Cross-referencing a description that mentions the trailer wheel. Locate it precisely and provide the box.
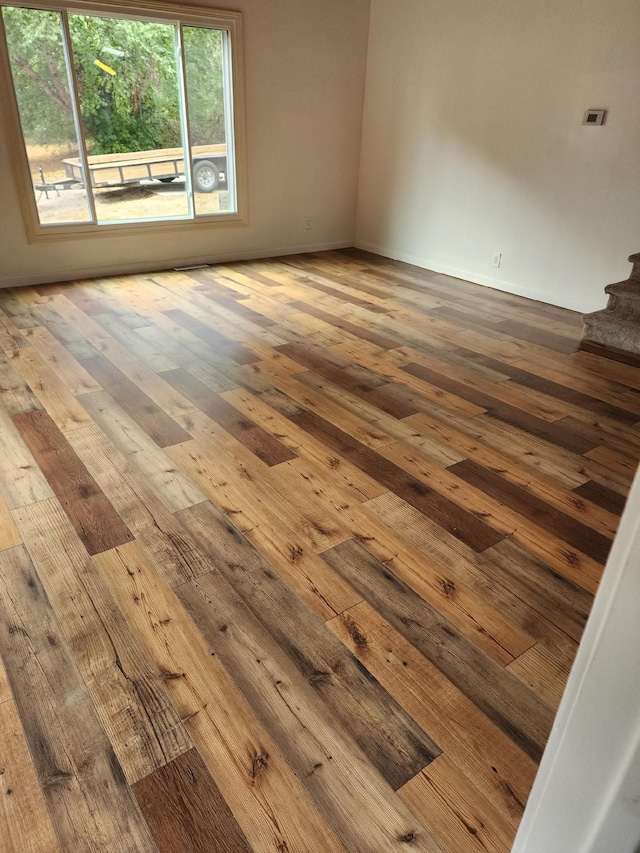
[193,160,219,193]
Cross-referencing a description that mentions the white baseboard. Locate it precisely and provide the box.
[355,240,602,314]
[0,240,353,289]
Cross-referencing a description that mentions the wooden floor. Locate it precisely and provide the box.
[0,249,637,852]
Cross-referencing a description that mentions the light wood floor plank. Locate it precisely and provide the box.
[0,406,55,510]
[66,424,211,587]
[0,490,21,552]
[8,346,93,432]
[77,391,206,512]
[23,325,102,396]
[13,498,193,783]
[399,754,514,853]
[0,699,61,853]
[0,546,157,851]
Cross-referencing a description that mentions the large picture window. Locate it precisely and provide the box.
[0,0,245,238]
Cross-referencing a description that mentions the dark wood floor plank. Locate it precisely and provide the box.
[335,261,468,303]
[63,287,110,316]
[160,368,297,466]
[0,292,40,330]
[290,409,505,552]
[455,349,640,425]
[322,539,555,762]
[449,458,613,565]
[304,267,395,301]
[135,323,240,394]
[198,290,277,327]
[328,600,535,836]
[79,353,191,448]
[286,269,391,314]
[361,382,424,418]
[226,262,283,288]
[573,479,628,516]
[91,313,180,373]
[364,490,593,647]
[366,380,482,420]
[88,282,156,329]
[296,368,479,453]
[11,409,133,555]
[165,308,260,365]
[395,348,572,418]
[0,545,157,851]
[133,749,251,853]
[32,304,102,361]
[432,306,579,354]
[401,362,599,454]
[275,340,389,390]
[579,338,640,368]
[184,268,249,299]
[400,411,618,539]
[494,319,579,354]
[558,413,640,461]
[498,320,580,354]
[176,499,440,791]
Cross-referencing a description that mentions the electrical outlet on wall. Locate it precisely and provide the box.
[305,216,313,230]
[493,252,502,268]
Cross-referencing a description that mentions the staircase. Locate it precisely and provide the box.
[582,252,640,356]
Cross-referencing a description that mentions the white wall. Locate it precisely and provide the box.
[513,461,640,853]
[356,0,640,313]
[0,0,370,288]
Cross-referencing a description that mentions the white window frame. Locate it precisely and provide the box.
[0,0,247,242]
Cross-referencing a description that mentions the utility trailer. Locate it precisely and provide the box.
[51,144,227,194]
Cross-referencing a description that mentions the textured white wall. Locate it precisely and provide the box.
[0,0,371,287]
[356,0,640,312]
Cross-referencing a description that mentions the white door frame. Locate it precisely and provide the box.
[512,463,640,852]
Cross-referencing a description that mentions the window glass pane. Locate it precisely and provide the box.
[183,26,233,215]
[68,13,189,223]
[2,6,92,224]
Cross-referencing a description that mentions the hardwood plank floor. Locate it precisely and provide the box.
[0,249,638,851]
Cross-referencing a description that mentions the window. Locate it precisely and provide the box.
[0,0,245,239]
